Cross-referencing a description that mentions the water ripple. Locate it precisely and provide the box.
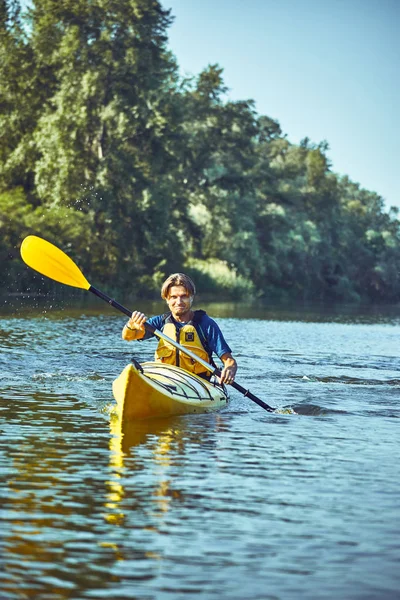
[1,310,399,599]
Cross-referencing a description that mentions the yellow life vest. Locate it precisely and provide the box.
[154,312,211,376]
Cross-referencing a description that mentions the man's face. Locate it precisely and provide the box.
[166,285,193,318]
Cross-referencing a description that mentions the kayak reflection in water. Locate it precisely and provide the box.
[121,273,237,385]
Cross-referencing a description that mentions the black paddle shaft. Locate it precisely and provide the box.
[89,286,157,334]
[231,381,275,412]
[89,285,276,413]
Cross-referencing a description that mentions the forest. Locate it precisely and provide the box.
[1,0,400,303]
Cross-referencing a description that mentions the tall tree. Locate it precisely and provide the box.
[0,0,44,196]
[1,1,399,303]
[30,0,184,286]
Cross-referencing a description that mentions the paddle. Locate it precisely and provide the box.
[20,235,276,413]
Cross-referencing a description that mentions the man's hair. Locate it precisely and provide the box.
[161,273,196,300]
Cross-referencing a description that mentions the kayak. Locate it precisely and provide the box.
[112,361,229,421]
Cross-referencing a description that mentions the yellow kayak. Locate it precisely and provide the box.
[112,361,229,421]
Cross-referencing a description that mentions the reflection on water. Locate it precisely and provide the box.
[105,414,189,528]
[106,415,126,527]
[1,302,399,599]
[106,413,225,526]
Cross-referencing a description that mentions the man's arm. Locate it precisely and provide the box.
[219,352,237,385]
[203,316,237,384]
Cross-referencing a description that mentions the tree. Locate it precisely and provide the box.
[1,1,400,303]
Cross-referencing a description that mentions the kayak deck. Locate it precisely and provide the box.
[112,361,229,421]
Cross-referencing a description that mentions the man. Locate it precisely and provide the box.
[122,273,237,385]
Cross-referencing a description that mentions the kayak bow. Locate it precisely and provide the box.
[113,361,229,420]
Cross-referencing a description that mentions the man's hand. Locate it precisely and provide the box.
[122,311,147,340]
[219,353,237,385]
[127,311,147,331]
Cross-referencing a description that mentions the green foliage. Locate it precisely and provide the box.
[1,0,399,304]
[185,257,255,299]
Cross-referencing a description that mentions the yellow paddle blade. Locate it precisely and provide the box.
[20,235,91,290]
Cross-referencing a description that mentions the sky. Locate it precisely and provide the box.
[163,0,399,211]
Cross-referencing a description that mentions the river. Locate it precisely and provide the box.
[1,299,399,599]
